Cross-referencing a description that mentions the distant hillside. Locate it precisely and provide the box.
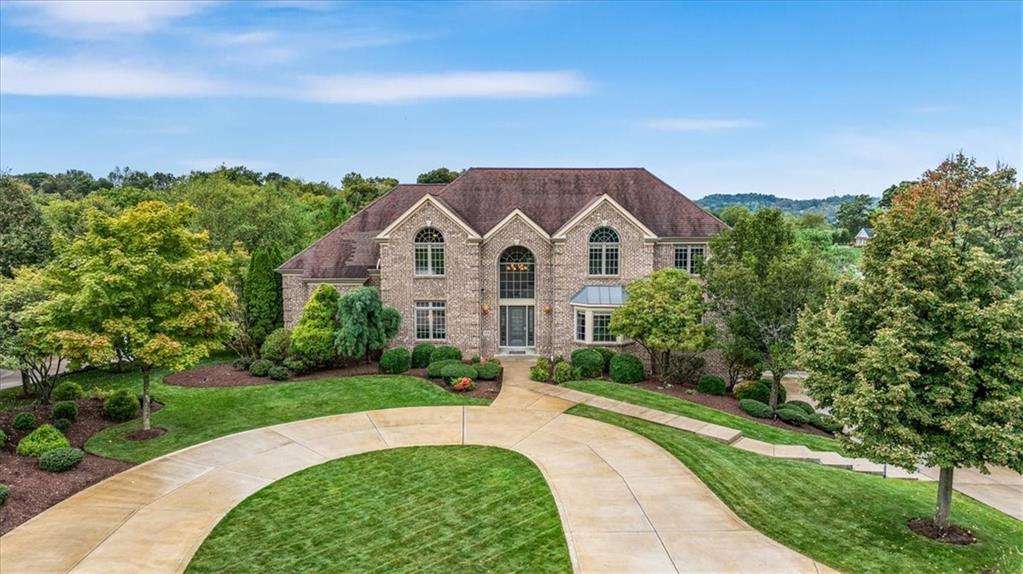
[697,193,867,221]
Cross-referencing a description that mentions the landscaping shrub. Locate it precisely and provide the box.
[87,387,113,401]
[103,389,138,422]
[52,400,78,422]
[291,284,340,367]
[734,379,786,404]
[411,343,435,368]
[268,366,291,381]
[427,359,462,378]
[470,355,481,364]
[282,357,307,375]
[52,381,84,401]
[739,399,773,418]
[529,357,551,382]
[571,349,604,378]
[16,424,70,457]
[260,328,292,363]
[553,361,580,385]
[54,418,72,433]
[609,353,645,384]
[593,347,616,373]
[783,400,815,415]
[669,353,706,385]
[430,345,462,363]
[452,377,476,392]
[379,348,412,374]
[0,484,8,505]
[696,375,727,396]
[776,407,810,426]
[232,357,254,371]
[249,359,273,377]
[809,413,841,434]
[39,447,84,472]
[0,429,6,448]
[12,412,37,431]
[474,361,502,380]
[440,363,478,383]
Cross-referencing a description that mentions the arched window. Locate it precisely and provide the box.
[499,246,535,299]
[414,227,444,276]
[588,227,619,275]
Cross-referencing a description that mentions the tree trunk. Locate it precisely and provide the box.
[19,369,30,397]
[935,467,954,532]
[769,370,783,411]
[141,367,152,431]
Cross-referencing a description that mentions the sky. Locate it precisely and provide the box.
[0,0,1019,199]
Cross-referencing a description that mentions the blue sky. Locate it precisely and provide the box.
[0,1,1019,199]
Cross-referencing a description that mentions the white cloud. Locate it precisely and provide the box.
[7,1,215,36]
[297,70,590,103]
[0,55,225,98]
[640,118,763,132]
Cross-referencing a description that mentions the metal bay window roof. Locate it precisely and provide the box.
[570,285,627,306]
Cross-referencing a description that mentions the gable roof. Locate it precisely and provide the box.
[856,227,875,239]
[279,168,725,279]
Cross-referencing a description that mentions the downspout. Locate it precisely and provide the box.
[549,242,556,360]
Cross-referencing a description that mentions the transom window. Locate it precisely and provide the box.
[414,301,446,340]
[673,244,706,275]
[588,227,620,275]
[499,246,535,299]
[414,228,445,276]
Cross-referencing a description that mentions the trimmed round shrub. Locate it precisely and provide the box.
[232,356,254,371]
[474,361,502,380]
[54,418,72,433]
[809,413,840,434]
[552,361,579,385]
[282,357,307,375]
[427,359,462,378]
[103,390,139,422]
[440,363,478,383]
[609,353,645,384]
[0,429,6,448]
[571,349,604,379]
[411,343,436,368]
[260,328,292,363]
[52,400,78,422]
[380,348,412,374]
[249,359,273,377]
[430,345,462,363]
[0,484,8,505]
[696,375,727,396]
[739,399,773,419]
[529,357,551,382]
[734,379,786,405]
[52,381,84,401]
[39,447,84,473]
[470,355,481,364]
[268,366,291,381]
[783,400,815,415]
[12,412,37,431]
[16,424,70,457]
[776,407,810,426]
[593,347,616,373]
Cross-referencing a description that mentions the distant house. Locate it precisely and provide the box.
[854,227,875,247]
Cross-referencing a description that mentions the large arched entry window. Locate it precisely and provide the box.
[498,246,535,349]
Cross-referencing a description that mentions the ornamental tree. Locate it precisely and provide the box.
[334,287,400,363]
[609,268,708,378]
[0,177,53,277]
[795,155,1023,532]
[47,201,235,430]
[244,246,284,349]
[290,284,341,367]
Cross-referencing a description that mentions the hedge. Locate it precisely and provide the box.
[739,399,773,418]
[609,353,645,384]
[474,361,502,380]
[430,346,462,363]
[52,381,84,401]
[39,447,84,472]
[734,379,786,404]
[268,366,291,381]
[696,375,727,396]
[809,413,840,434]
[249,359,273,377]
[783,400,815,415]
[776,407,810,426]
[427,359,463,378]
[571,349,604,379]
[380,348,412,374]
[440,363,478,383]
[593,347,616,373]
[411,343,436,368]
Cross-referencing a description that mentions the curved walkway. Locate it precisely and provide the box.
[1,362,832,574]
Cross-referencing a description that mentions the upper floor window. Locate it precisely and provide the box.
[588,227,620,275]
[673,244,706,275]
[414,227,445,276]
[499,246,535,299]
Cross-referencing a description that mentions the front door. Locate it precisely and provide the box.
[500,305,534,349]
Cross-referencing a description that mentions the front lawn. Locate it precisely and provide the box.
[186,446,572,574]
[565,379,842,452]
[569,404,1023,574]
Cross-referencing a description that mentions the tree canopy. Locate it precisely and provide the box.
[0,176,53,277]
[835,194,874,236]
[334,287,400,362]
[416,167,462,184]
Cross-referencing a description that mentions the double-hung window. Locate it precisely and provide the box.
[414,228,445,276]
[673,244,706,275]
[588,227,620,275]
[575,311,586,342]
[414,301,446,340]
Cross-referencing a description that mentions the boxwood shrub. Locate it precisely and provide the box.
[738,399,773,419]
[268,366,291,381]
[282,357,307,375]
[0,484,8,505]
[430,345,462,363]
[52,381,85,401]
[734,379,786,404]
[609,353,645,384]
[696,375,727,396]
[809,413,840,434]
[232,356,254,371]
[571,349,604,379]
[426,359,461,378]
[529,358,551,382]
[260,328,292,364]
[54,418,72,433]
[411,343,436,368]
[249,359,273,377]
[776,407,810,426]
[552,361,580,385]
[52,400,78,422]
[440,363,477,383]
[380,348,412,374]
[39,447,84,473]
[474,361,502,380]
[103,389,139,422]
[12,412,37,431]
[16,424,70,457]
[593,347,616,373]
[783,400,815,415]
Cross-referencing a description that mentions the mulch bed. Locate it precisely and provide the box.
[907,518,976,545]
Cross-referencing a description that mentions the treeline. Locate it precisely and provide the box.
[697,192,873,222]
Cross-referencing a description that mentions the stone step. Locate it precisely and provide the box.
[849,458,885,475]
[733,437,776,457]
[814,451,854,469]
[773,444,821,463]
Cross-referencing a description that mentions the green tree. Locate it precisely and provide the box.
[341,172,398,212]
[704,209,833,410]
[416,167,462,184]
[835,194,874,237]
[717,204,751,227]
[878,180,916,209]
[796,155,1023,532]
[290,284,341,367]
[334,288,401,363]
[609,268,708,377]
[47,201,235,430]
[244,247,284,349]
[0,177,53,276]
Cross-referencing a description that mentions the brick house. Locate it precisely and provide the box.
[278,168,726,363]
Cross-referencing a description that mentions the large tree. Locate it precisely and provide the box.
[334,288,400,363]
[48,201,235,430]
[244,246,284,349]
[795,155,1023,533]
[0,177,53,276]
[835,194,874,237]
[610,268,708,378]
[704,208,833,410]
[416,167,462,184]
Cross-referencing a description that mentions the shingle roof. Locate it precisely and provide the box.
[279,168,725,279]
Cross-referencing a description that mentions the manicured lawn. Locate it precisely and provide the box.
[186,446,572,574]
[565,379,842,452]
[569,404,1023,574]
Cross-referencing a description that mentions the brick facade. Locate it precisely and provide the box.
[282,274,365,327]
